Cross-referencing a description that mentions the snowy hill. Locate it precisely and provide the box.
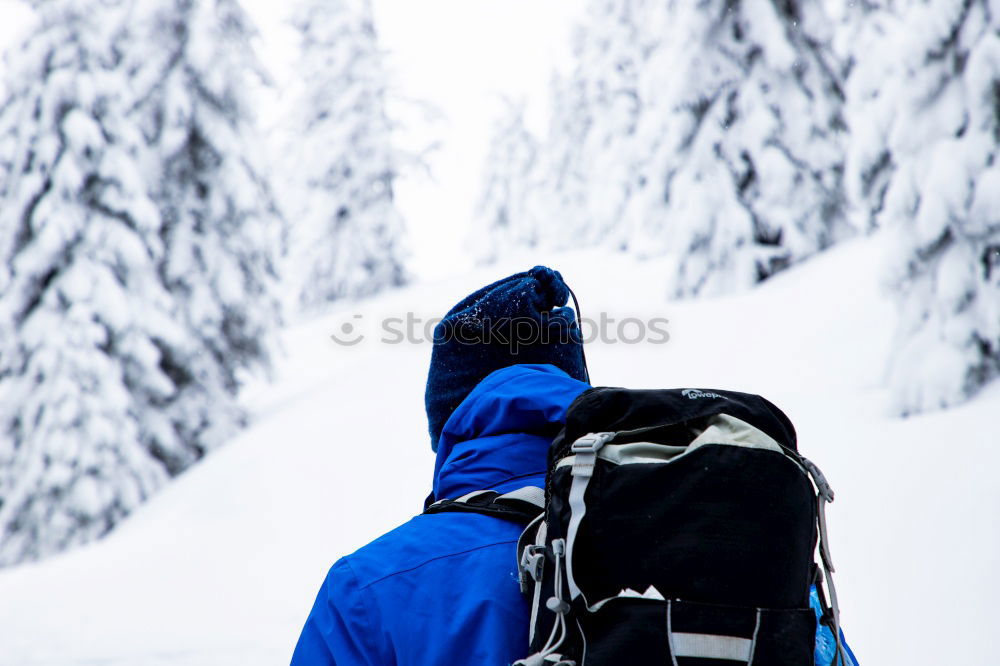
[0,234,997,666]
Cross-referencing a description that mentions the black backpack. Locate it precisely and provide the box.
[425,386,847,666]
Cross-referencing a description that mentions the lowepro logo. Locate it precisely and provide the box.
[681,389,726,400]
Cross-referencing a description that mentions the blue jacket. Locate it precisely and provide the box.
[291,364,857,666]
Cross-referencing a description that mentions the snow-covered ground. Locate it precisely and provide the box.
[1,234,998,665]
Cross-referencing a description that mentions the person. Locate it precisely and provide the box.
[291,266,591,665]
[290,265,858,666]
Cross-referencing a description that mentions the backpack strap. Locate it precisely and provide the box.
[800,457,848,666]
[423,486,545,525]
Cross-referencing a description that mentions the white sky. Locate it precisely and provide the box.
[369,1,580,280]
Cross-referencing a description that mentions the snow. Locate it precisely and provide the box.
[0,234,997,665]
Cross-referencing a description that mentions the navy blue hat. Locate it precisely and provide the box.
[425,266,588,450]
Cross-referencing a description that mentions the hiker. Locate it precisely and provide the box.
[289,265,857,665]
[291,266,591,665]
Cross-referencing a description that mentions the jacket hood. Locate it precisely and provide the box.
[432,363,591,501]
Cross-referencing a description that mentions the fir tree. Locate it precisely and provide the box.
[0,0,177,564]
[0,0,283,566]
[845,0,1000,413]
[619,0,850,295]
[125,0,282,457]
[283,0,407,312]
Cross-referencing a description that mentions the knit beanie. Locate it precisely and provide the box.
[424,266,588,450]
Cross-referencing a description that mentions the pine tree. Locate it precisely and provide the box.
[845,0,1000,413]
[283,0,407,312]
[0,0,179,564]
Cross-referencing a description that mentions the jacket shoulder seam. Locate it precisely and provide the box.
[341,558,394,662]
[358,539,519,589]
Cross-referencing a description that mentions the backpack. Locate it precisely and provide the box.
[425,386,848,666]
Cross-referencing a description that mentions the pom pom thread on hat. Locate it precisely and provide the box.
[424,266,589,451]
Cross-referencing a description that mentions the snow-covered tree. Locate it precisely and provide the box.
[128,0,282,377]
[282,0,407,312]
[470,100,541,262]
[482,0,851,296]
[550,0,647,249]
[845,0,1000,413]
[0,0,283,566]
[627,0,850,296]
[122,0,282,450]
[0,0,180,565]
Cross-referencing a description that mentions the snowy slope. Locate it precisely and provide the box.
[1,235,998,665]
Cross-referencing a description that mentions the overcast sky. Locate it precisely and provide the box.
[371,1,580,280]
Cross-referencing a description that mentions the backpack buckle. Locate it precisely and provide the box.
[519,545,547,592]
[801,457,836,503]
[570,431,615,453]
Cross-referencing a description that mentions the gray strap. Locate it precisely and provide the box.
[803,457,848,666]
[803,456,836,574]
[673,633,752,661]
[497,485,545,510]
[426,489,493,510]
[563,432,615,603]
[822,562,845,665]
[747,607,762,665]
[667,600,761,665]
[666,600,680,666]
[526,520,547,643]
[454,489,493,504]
